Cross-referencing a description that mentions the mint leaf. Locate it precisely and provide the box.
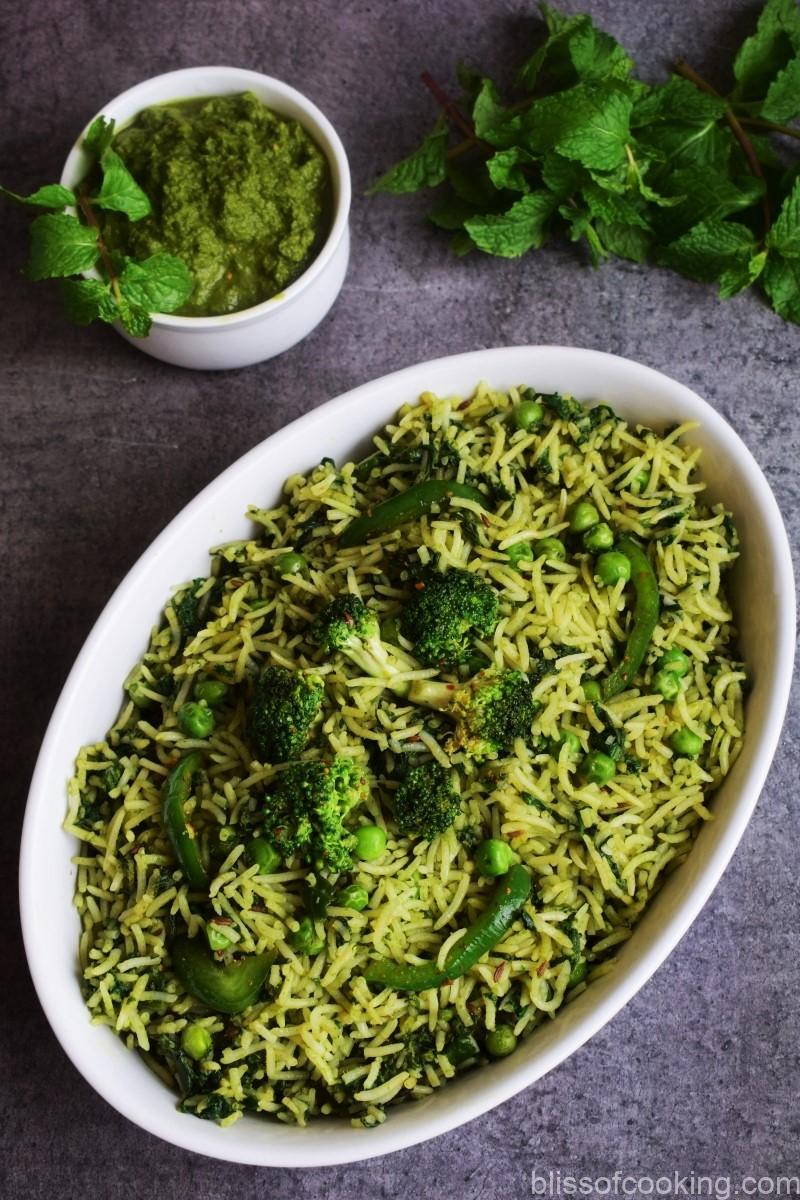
[26,213,100,279]
[518,4,632,90]
[559,201,607,265]
[557,13,633,83]
[760,52,800,121]
[718,249,767,299]
[60,278,118,325]
[446,159,504,208]
[733,0,800,101]
[116,298,153,338]
[368,120,448,194]
[450,230,474,257]
[118,252,194,313]
[658,219,758,287]
[1,183,75,209]
[525,82,633,171]
[652,169,765,240]
[556,86,633,171]
[540,152,585,198]
[632,79,732,174]
[486,147,536,193]
[762,251,800,319]
[456,61,483,100]
[594,221,650,263]
[744,130,780,167]
[632,78,727,127]
[640,119,732,174]
[367,1,800,329]
[517,6,584,90]
[84,116,116,159]
[620,146,682,206]
[766,177,800,256]
[428,195,478,230]
[464,191,556,256]
[582,181,650,230]
[95,149,151,221]
[472,79,523,148]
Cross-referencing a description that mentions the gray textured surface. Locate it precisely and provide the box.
[1,0,798,1194]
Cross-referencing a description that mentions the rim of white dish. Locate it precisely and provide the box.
[59,65,351,329]
[20,347,796,1166]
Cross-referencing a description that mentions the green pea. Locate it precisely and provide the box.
[354,824,387,862]
[194,679,229,708]
[290,916,325,955]
[534,537,566,561]
[630,467,650,494]
[338,883,369,911]
[657,648,691,677]
[557,729,581,756]
[181,1023,213,1062]
[583,522,614,552]
[475,838,518,877]
[274,551,307,577]
[653,669,681,701]
[582,751,616,785]
[595,550,631,586]
[582,679,602,703]
[507,541,534,568]
[485,1026,517,1058]
[513,399,544,431]
[568,500,599,533]
[670,728,703,758]
[177,700,215,738]
[247,837,282,874]
[447,1031,481,1065]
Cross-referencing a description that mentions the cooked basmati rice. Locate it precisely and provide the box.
[66,381,745,1129]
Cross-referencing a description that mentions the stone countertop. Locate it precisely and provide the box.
[1,1,798,1195]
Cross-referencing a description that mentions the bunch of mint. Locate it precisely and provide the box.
[2,116,192,337]
[370,0,800,324]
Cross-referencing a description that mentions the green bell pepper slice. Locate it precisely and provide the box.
[340,479,487,548]
[171,936,271,1014]
[162,751,208,890]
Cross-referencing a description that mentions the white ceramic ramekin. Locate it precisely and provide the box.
[60,67,351,370]
[20,348,795,1166]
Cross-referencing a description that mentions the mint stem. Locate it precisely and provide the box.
[420,72,492,152]
[738,114,800,141]
[76,185,122,302]
[446,136,477,161]
[672,59,770,233]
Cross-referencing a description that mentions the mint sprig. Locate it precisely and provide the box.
[2,115,192,337]
[370,0,800,325]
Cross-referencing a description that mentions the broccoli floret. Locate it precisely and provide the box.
[246,666,324,763]
[311,594,407,688]
[399,568,499,669]
[264,756,368,871]
[393,760,460,838]
[409,667,535,761]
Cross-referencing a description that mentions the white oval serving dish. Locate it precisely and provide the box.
[59,66,351,370]
[20,346,795,1166]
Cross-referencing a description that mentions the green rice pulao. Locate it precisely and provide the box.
[66,381,746,1129]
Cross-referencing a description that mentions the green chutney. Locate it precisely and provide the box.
[101,92,331,317]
